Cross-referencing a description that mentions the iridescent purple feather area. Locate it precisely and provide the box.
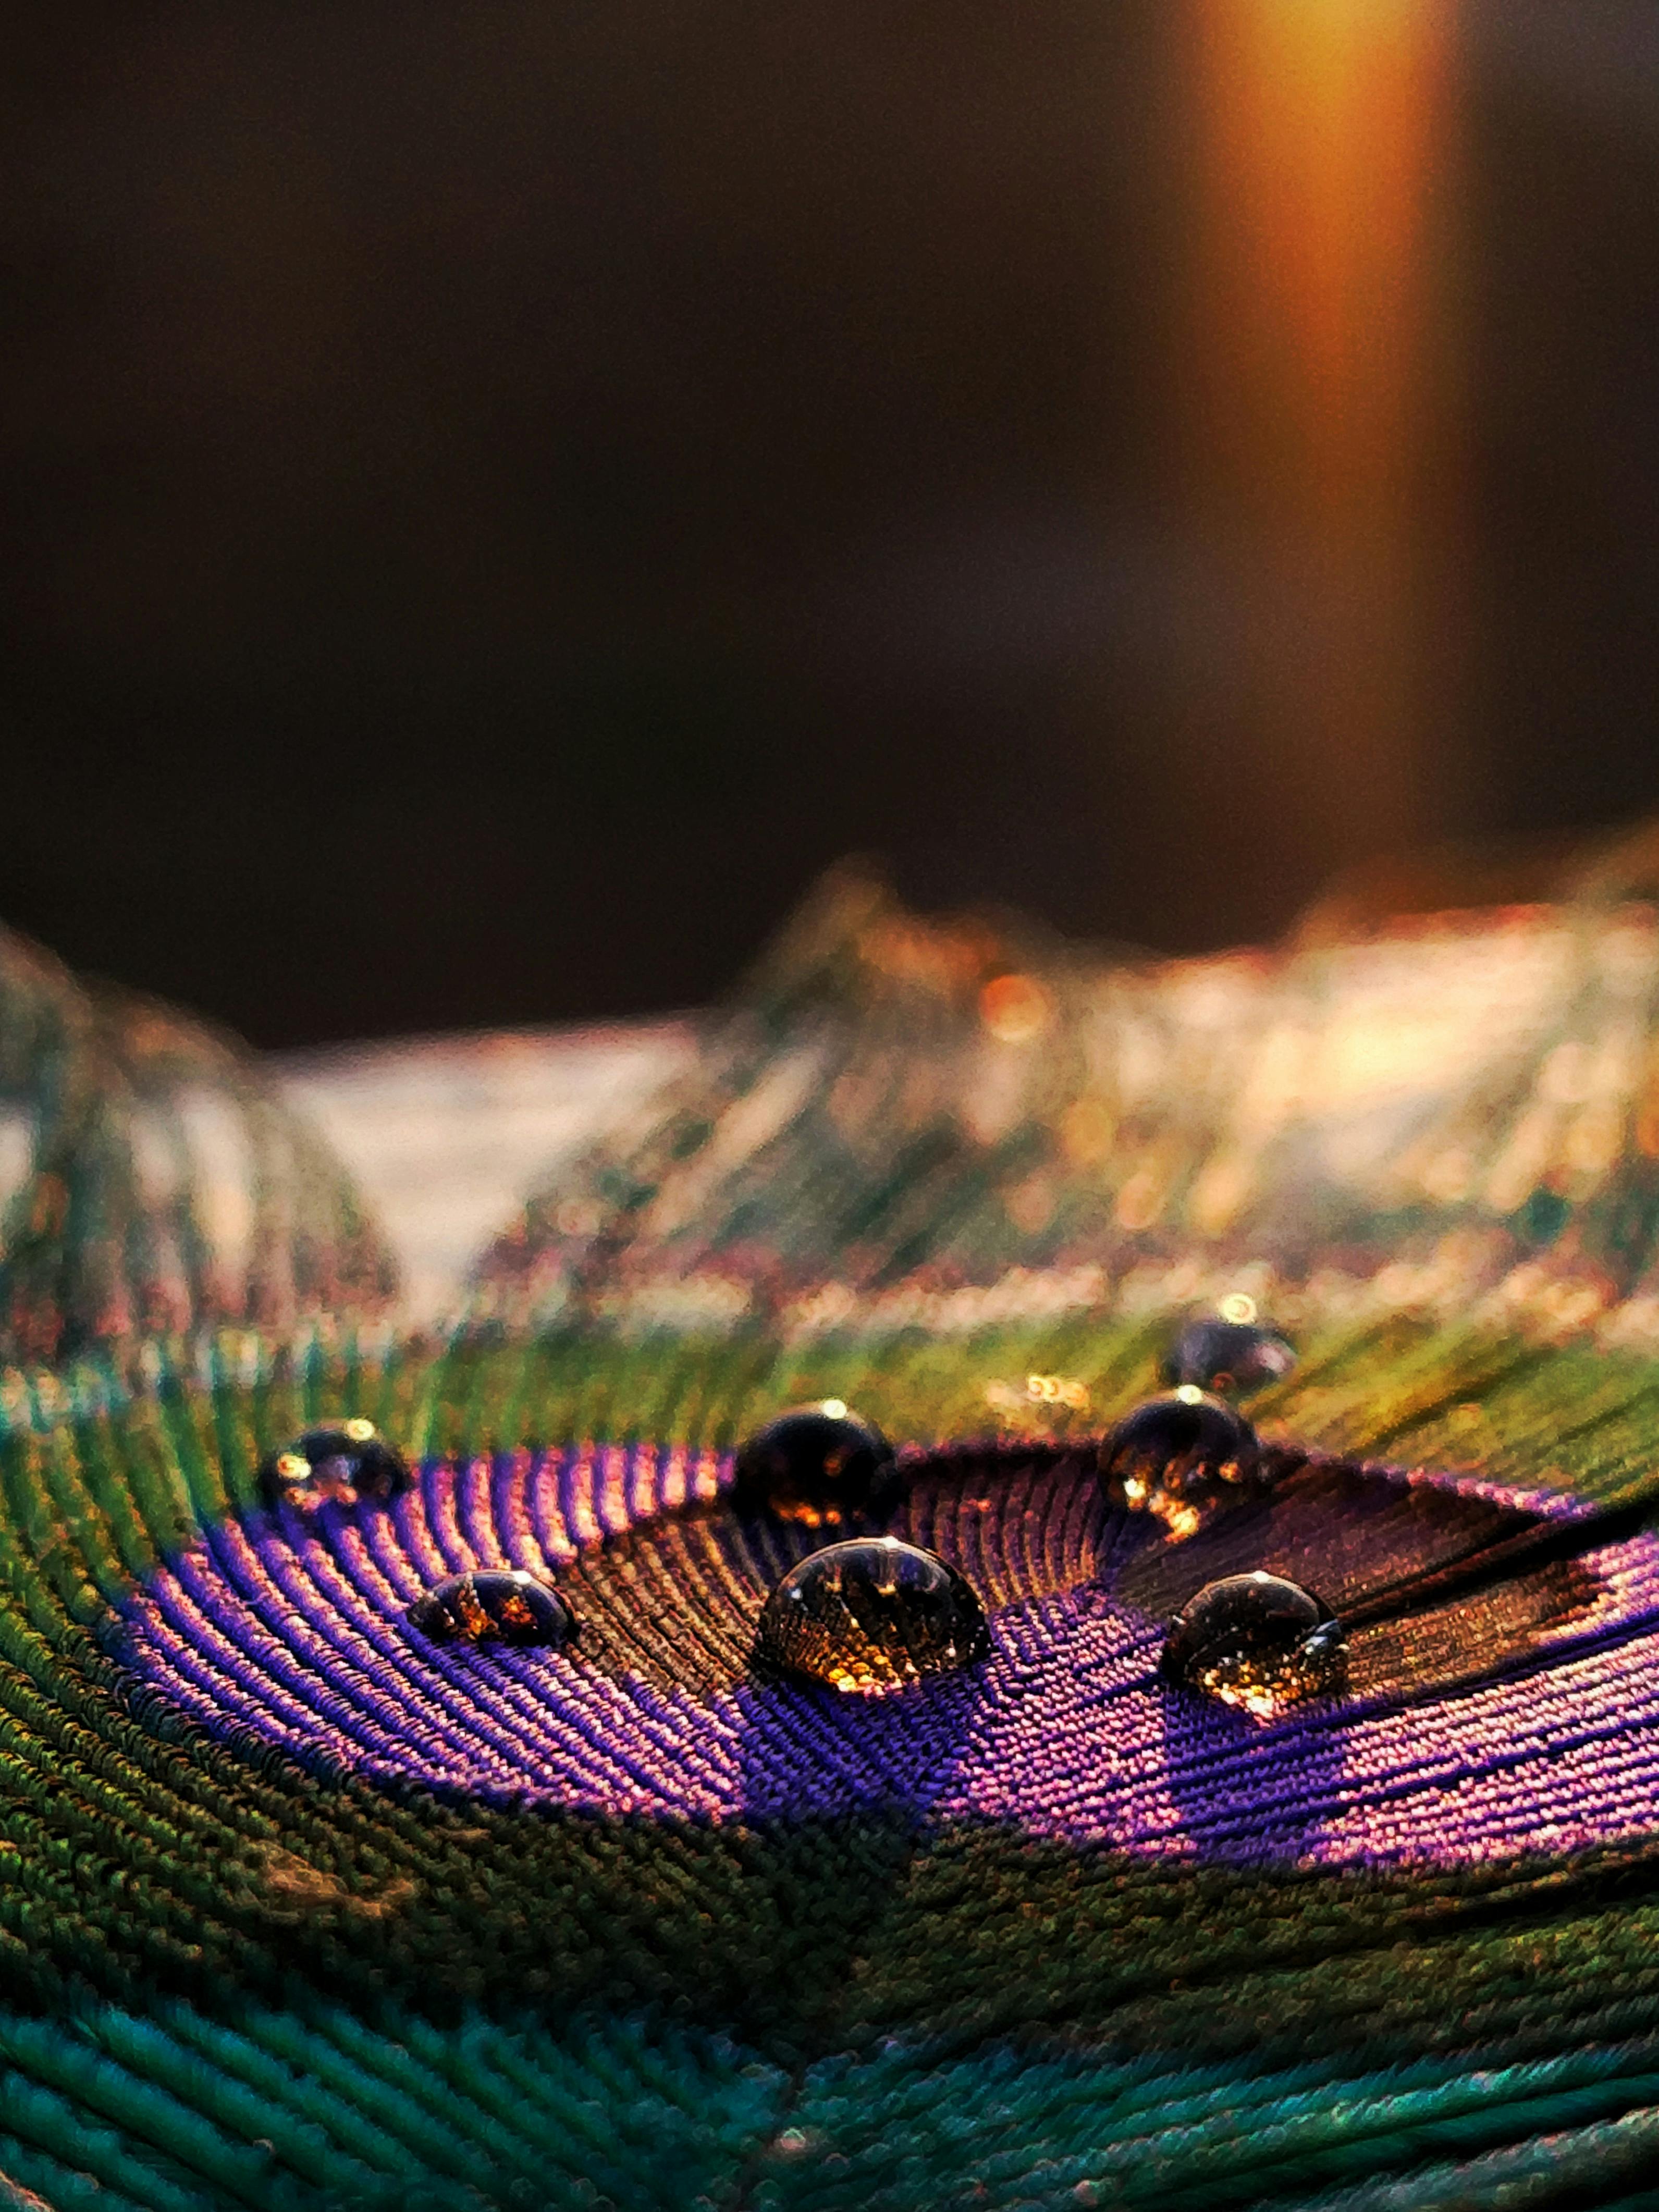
[113,1443,1659,1864]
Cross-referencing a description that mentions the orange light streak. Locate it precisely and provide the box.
[1175,0,1463,883]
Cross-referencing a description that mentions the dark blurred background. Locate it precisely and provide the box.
[3,3,1658,1047]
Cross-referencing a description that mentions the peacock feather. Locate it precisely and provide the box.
[6,866,1659,2208]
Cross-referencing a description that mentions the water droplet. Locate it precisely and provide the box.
[1098,1392,1262,1537]
[1161,1316,1296,1394]
[1161,1572,1346,1719]
[729,1405,900,1529]
[407,1569,574,1648]
[257,1423,409,1512]
[756,1538,989,1694]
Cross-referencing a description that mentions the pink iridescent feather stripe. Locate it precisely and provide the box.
[113,1445,1659,1861]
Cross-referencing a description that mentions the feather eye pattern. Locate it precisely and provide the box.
[10,1317,1659,2212]
[567,1438,1640,1713]
[552,1420,1643,1715]
[107,1402,1659,1854]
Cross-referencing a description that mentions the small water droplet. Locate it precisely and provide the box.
[1161,1316,1296,1394]
[756,1538,989,1694]
[1161,1572,1346,1719]
[407,1569,574,1648]
[257,1423,409,1512]
[1098,1392,1262,1536]
[729,1405,899,1529]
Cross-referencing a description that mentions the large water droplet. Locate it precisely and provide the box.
[1098,1391,1261,1537]
[730,1404,900,1529]
[407,1569,574,1648]
[258,1420,409,1513]
[1160,1571,1346,1719]
[1161,1316,1296,1395]
[756,1537,988,1694]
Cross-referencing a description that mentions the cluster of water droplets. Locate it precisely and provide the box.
[249,1303,1369,1722]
